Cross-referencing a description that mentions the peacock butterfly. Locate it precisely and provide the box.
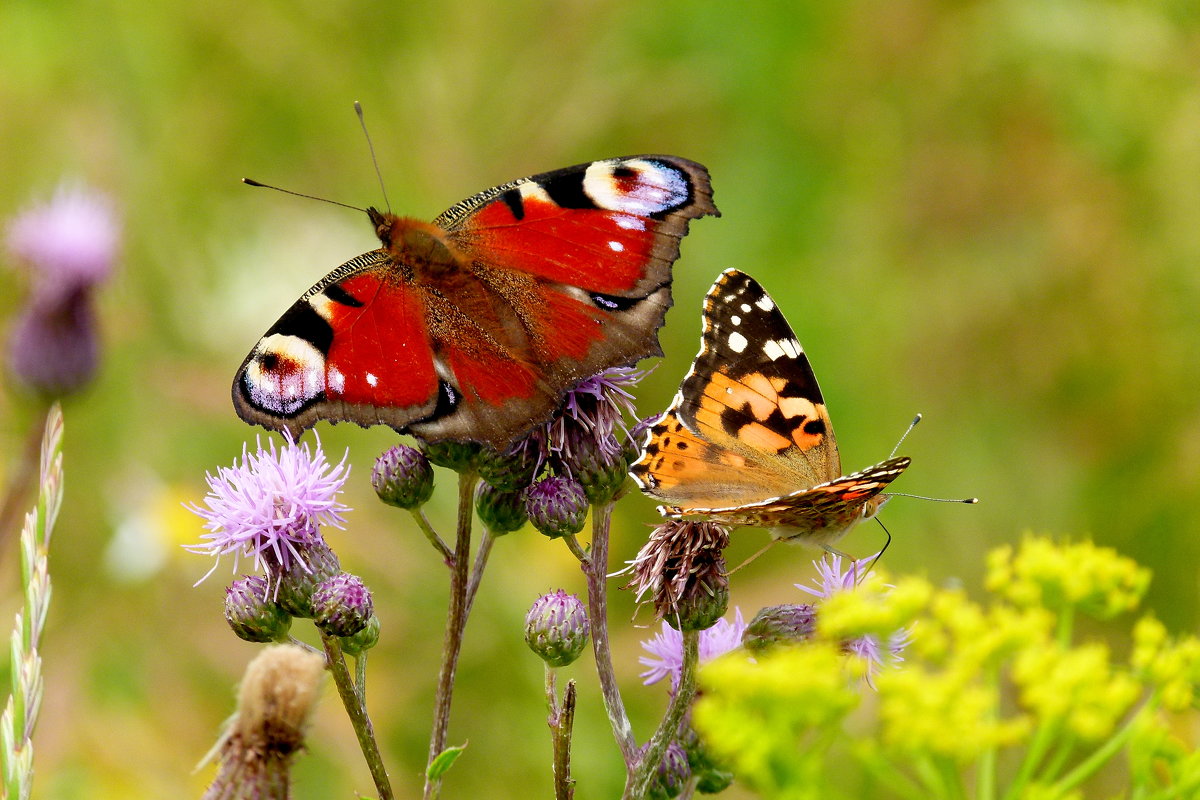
[233,156,718,449]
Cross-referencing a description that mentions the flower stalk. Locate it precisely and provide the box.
[320,633,393,800]
[545,666,578,800]
[423,470,480,799]
[626,629,699,799]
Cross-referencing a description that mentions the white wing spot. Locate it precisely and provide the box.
[763,338,803,361]
[366,373,379,387]
[730,315,741,325]
[728,331,749,353]
[328,366,346,394]
[740,303,751,313]
[608,240,625,252]
[755,295,775,312]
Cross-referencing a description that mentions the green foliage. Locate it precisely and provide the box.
[694,536,1200,799]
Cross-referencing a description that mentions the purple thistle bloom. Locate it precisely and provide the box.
[543,366,647,467]
[5,182,119,393]
[639,608,747,689]
[797,552,911,684]
[185,434,350,584]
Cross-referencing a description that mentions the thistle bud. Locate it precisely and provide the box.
[312,572,374,638]
[524,590,590,667]
[524,476,588,539]
[477,440,541,492]
[642,741,691,800]
[339,614,381,656]
[421,440,481,472]
[742,604,817,653]
[569,434,628,505]
[372,445,434,509]
[225,575,291,643]
[475,480,528,534]
[273,538,341,619]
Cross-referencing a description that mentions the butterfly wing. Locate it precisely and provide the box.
[233,156,717,448]
[408,156,718,444]
[631,269,842,508]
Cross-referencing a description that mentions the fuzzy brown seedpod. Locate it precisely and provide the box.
[201,644,326,800]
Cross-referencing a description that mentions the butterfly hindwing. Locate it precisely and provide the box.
[234,155,717,448]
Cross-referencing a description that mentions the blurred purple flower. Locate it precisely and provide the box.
[639,608,747,689]
[185,434,350,584]
[797,552,911,685]
[4,182,119,393]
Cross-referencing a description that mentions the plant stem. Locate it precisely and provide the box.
[1053,702,1147,794]
[356,653,368,705]
[545,665,577,800]
[410,508,454,564]
[577,502,637,766]
[463,529,495,619]
[320,632,393,800]
[625,629,699,799]
[423,470,478,800]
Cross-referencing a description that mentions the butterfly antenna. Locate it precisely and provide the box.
[889,413,922,459]
[241,178,366,213]
[727,538,780,575]
[354,101,392,214]
[887,493,979,504]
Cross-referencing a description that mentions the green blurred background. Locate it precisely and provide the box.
[1,0,1197,797]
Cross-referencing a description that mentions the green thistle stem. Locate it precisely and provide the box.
[463,529,495,618]
[320,632,393,799]
[423,470,478,800]
[626,629,699,800]
[355,653,368,705]
[410,508,453,564]
[573,502,636,766]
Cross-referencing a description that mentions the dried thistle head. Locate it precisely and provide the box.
[628,519,731,630]
[202,644,326,800]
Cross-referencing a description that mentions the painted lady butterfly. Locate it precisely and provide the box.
[233,156,718,449]
[631,269,909,549]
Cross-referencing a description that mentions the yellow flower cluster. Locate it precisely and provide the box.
[1131,615,1200,711]
[1012,641,1140,740]
[692,535,1200,799]
[985,536,1150,618]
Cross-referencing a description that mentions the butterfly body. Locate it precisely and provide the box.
[631,269,909,548]
[234,156,717,448]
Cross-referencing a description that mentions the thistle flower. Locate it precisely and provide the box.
[524,476,587,538]
[640,609,747,689]
[627,519,730,626]
[201,645,326,800]
[372,444,434,509]
[185,434,350,585]
[4,183,119,394]
[525,590,590,667]
[798,553,912,684]
[537,367,646,500]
